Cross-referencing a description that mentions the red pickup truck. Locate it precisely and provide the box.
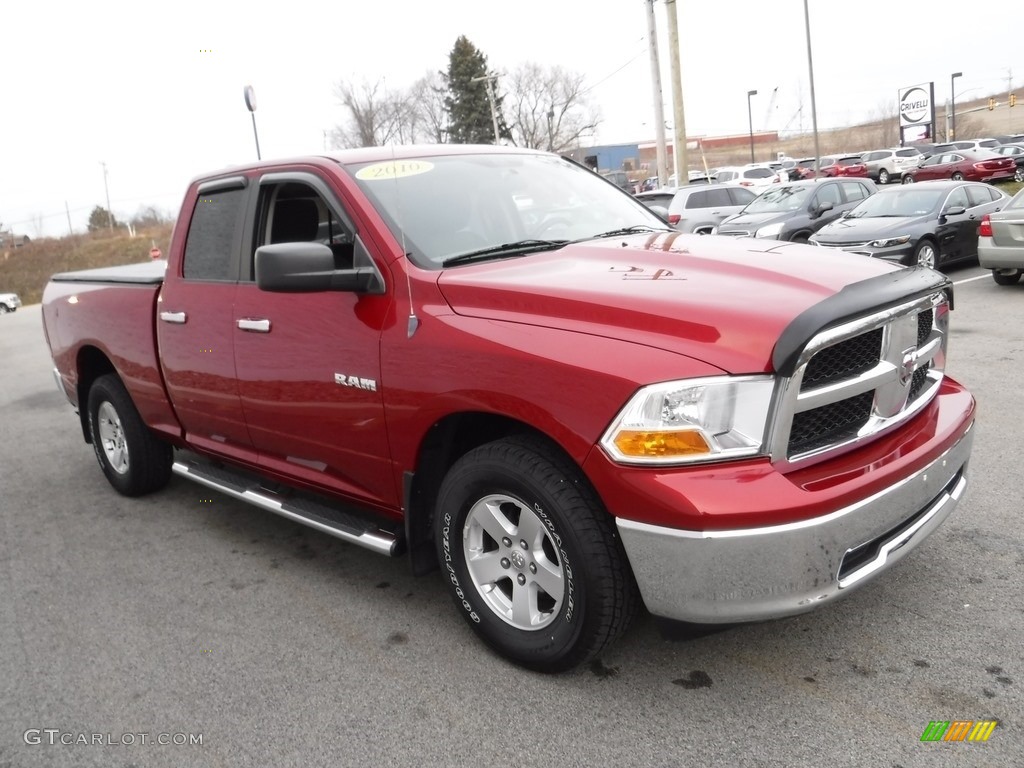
[42,145,975,672]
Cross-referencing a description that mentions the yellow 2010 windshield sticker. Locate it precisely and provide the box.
[355,160,434,181]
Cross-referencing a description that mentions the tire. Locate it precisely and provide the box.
[951,172,964,181]
[434,435,637,672]
[878,168,890,185]
[1015,166,1024,183]
[87,373,173,496]
[791,233,811,244]
[0,305,9,313]
[902,174,915,184]
[911,239,938,269]
[992,269,1023,286]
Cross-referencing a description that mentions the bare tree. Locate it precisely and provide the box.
[409,70,448,143]
[505,63,601,153]
[331,79,411,148]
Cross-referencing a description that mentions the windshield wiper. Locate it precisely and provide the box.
[441,239,570,267]
[587,224,673,239]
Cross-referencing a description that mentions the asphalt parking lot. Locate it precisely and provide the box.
[1,265,1021,768]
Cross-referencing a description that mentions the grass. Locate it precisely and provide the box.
[0,225,173,306]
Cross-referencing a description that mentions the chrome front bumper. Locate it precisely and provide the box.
[617,424,973,624]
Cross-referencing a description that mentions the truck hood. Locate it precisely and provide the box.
[436,232,901,374]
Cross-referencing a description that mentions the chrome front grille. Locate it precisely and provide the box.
[814,239,870,249]
[770,292,949,467]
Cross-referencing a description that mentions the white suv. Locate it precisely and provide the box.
[0,292,22,313]
[715,165,783,189]
[860,148,923,184]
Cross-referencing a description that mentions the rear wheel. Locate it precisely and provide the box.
[87,374,172,496]
[992,269,1023,286]
[434,435,637,672]
[1015,166,1024,183]
[878,168,890,185]
[951,172,964,181]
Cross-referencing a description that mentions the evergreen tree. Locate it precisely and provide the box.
[87,206,118,232]
[444,36,510,144]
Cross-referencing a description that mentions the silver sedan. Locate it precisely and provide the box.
[978,187,1024,286]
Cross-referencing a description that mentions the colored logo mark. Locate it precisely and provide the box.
[920,720,997,742]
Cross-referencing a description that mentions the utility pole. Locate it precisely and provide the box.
[1009,68,1014,131]
[65,201,73,236]
[664,0,689,185]
[100,161,113,232]
[645,0,669,187]
[802,0,821,176]
[471,73,502,143]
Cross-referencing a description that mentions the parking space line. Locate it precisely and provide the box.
[952,274,991,286]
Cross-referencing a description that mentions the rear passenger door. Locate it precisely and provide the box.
[231,170,397,508]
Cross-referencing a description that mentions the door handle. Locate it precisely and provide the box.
[237,318,271,333]
[159,311,187,324]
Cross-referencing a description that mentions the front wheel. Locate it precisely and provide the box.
[902,174,915,184]
[87,374,173,496]
[434,436,637,672]
[1015,166,1024,183]
[911,239,938,269]
[992,269,1023,286]
[878,169,890,185]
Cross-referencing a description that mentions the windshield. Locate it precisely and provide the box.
[848,189,944,218]
[345,152,667,268]
[743,186,811,213]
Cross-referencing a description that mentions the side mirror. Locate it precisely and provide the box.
[811,201,834,219]
[255,242,378,292]
[648,204,670,222]
[942,205,967,218]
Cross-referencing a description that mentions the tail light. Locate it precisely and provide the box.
[979,214,992,238]
[668,214,680,225]
[739,181,754,187]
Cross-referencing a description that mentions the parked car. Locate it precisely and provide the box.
[817,155,869,178]
[633,190,676,220]
[989,143,1024,182]
[714,165,781,189]
[810,180,1009,269]
[658,184,757,233]
[860,148,924,184]
[601,170,638,193]
[949,138,1002,151]
[714,177,877,242]
[995,134,1024,145]
[0,292,22,313]
[902,149,1016,184]
[977,186,1024,285]
[787,157,819,180]
[0,232,30,248]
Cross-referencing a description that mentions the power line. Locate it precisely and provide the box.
[580,39,648,96]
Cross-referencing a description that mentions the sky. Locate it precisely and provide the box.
[1,0,1020,238]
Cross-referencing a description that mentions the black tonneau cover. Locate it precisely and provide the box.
[50,260,167,285]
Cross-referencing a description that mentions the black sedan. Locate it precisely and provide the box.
[809,180,1010,269]
[991,143,1024,182]
[714,178,876,242]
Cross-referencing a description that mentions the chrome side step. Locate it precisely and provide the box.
[171,459,401,557]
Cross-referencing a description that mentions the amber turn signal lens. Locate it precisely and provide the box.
[612,429,711,458]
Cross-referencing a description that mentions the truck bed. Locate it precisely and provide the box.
[50,259,167,285]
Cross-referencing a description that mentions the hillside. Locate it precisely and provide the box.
[0,226,173,307]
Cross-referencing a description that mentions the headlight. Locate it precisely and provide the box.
[755,221,785,239]
[600,376,775,465]
[868,235,911,248]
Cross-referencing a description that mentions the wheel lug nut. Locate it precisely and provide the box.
[500,558,510,569]
[502,537,512,548]
[519,540,528,549]
[517,573,526,585]
[529,563,537,574]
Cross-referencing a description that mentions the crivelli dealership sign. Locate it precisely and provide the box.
[899,83,934,127]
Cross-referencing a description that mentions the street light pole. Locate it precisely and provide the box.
[244,85,261,160]
[747,90,758,163]
[950,72,962,140]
